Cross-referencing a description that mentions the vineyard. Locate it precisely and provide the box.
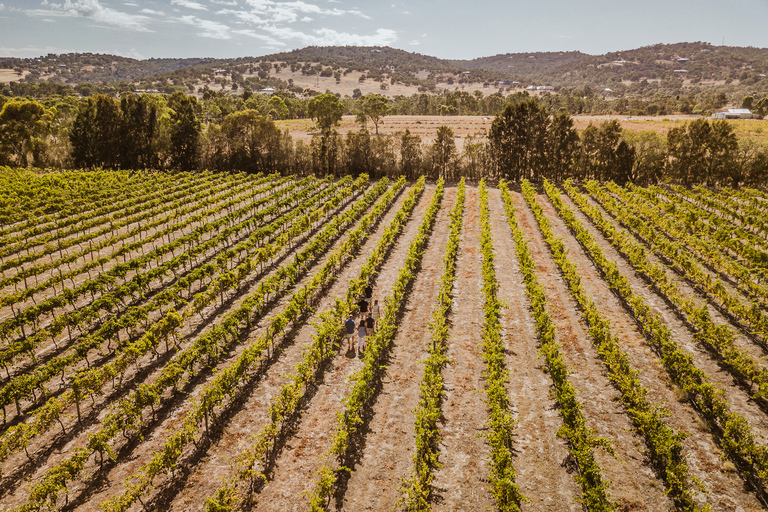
[2,167,768,511]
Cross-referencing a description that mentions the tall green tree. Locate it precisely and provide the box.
[70,97,98,168]
[119,93,158,170]
[546,111,579,182]
[168,92,201,172]
[0,100,50,167]
[625,131,666,185]
[578,120,635,183]
[217,109,288,174]
[354,94,390,134]
[307,93,344,135]
[94,95,121,168]
[667,119,711,186]
[428,125,457,180]
[488,99,548,181]
[399,129,422,180]
[266,96,289,120]
[708,119,738,186]
[307,93,344,176]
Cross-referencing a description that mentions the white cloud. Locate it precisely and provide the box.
[312,27,396,46]
[140,8,164,15]
[0,4,5,11]
[232,28,284,46]
[0,45,74,57]
[255,24,396,47]
[222,0,371,28]
[210,0,238,4]
[301,16,311,21]
[171,0,208,10]
[121,47,144,59]
[179,14,231,39]
[409,40,419,45]
[27,0,151,31]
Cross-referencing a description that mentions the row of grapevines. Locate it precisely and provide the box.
[666,184,768,268]
[0,170,259,336]
[708,186,768,223]
[0,170,254,284]
[504,180,617,511]
[0,177,326,418]
[675,185,768,238]
[0,175,297,369]
[0,175,356,462]
[723,186,768,212]
[0,168,155,232]
[585,181,768,404]
[562,179,768,504]
[0,170,213,260]
[475,180,527,511]
[400,178,465,511]
[8,175,376,511]
[308,177,439,512]
[737,186,768,209]
[604,181,768,341]
[95,176,389,512]
[631,184,768,289]
[541,179,707,511]
[201,176,408,511]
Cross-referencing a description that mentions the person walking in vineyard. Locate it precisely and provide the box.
[365,312,375,336]
[357,296,369,319]
[358,318,367,354]
[364,282,373,301]
[371,299,380,332]
[344,313,356,352]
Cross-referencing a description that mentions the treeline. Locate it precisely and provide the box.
[487,99,768,187]
[1,92,767,187]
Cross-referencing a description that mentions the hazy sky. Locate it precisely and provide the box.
[1,0,767,60]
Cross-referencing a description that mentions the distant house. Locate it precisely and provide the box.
[713,108,754,119]
[673,69,688,73]
[258,87,276,94]
[676,58,690,63]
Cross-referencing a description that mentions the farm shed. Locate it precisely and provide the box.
[713,108,754,119]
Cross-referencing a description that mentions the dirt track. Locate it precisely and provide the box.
[4,178,768,511]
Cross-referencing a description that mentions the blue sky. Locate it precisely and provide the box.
[1,0,767,60]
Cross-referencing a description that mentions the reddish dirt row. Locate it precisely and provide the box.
[339,188,456,511]
[0,181,366,510]
[7,181,768,512]
[552,188,766,510]
[510,188,674,511]
[252,187,438,512]
[485,188,581,511]
[161,183,419,511]
[428,187,496,511]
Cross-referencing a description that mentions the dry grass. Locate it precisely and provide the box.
[0,70,28,83]
[276,114,768,149]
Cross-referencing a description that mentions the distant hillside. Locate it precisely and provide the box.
[1,42,767,100]
[459,42,768,88]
